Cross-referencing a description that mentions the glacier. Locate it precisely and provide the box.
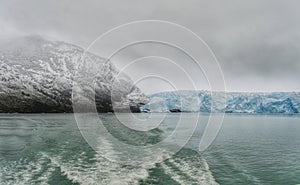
[0,35,147,113]
[140,90,300,114]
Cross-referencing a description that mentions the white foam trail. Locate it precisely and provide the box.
[160,162,189,184]
[43,150,150,185]
[0,153,54,185]
[161,153,219,185]
[0,149,218,185]
[0,149,150,185]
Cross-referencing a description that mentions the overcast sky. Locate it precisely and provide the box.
[0,0,299,93]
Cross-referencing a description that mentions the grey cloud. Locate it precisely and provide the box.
[0,0,299,92]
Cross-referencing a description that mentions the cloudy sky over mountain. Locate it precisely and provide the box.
[1,0,299,93]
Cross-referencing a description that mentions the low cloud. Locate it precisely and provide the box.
[0,0,299,92]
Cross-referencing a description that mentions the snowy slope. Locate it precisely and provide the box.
[141,91,300,114]
[0,35,146,113]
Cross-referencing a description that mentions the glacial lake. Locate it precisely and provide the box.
[0,113,299,185]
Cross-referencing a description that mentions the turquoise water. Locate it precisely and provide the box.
[0,113,299,185]
[203,115,300,185]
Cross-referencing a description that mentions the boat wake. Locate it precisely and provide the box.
[0,149,218,185]
[0,114,219,185]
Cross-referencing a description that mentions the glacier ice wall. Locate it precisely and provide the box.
[141,91,300,114]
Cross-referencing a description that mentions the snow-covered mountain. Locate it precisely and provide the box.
[0,35,147,113]
[141,91,300,114]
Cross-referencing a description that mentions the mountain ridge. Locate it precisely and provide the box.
[0,35,147,113]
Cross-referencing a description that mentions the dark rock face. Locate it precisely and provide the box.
[169,109,181,113]
[0,35,147,113]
